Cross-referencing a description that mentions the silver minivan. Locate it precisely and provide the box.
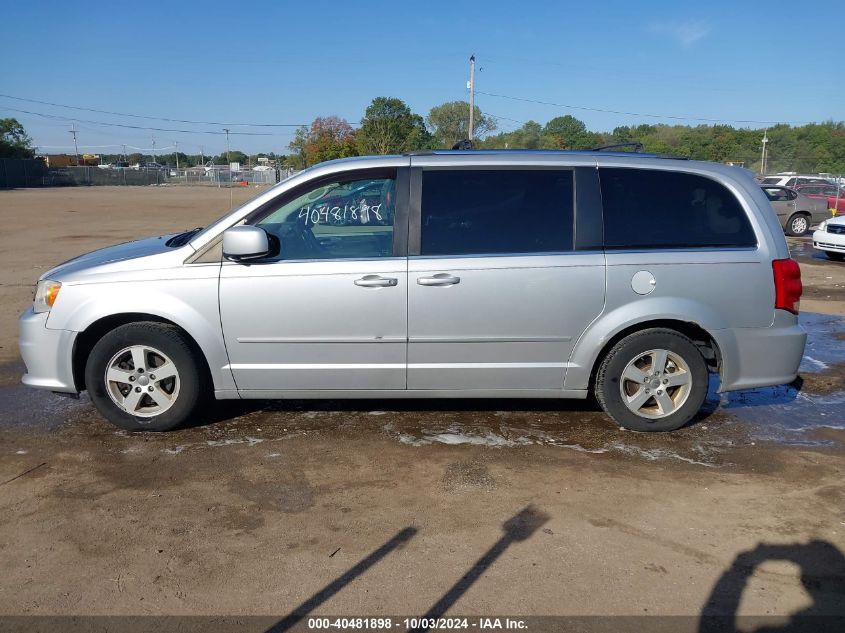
[19,150,807,432]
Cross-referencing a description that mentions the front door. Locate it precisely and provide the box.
[219,167,408,392]
[406,167,606,391]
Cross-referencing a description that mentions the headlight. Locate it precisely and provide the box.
[818,220,828,231]
[33,280,62,313]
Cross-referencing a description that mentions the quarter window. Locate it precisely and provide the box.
[420,169,574,256]
[599,168,756,249]
[253,174,396,260]
[763,187,789,202]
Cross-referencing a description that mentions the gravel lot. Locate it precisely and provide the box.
[0,187,843,628]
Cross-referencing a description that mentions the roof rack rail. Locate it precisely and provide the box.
[591,142,644,152]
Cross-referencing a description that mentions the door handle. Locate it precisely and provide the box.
[417,273,461,286]
[354,275,398,288]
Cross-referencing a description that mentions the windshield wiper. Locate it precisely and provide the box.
[165,227,203,247]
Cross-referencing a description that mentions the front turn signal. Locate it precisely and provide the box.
[33,280,62,313]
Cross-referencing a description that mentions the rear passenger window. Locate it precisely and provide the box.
[420,170,574,256]
[599,168,756,249]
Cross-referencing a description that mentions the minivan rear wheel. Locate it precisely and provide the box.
[785,213,810,237]
[595,328,709,432]
[85,322,206,431]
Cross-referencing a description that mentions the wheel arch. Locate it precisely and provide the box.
[565,300,726,393]
[72,313,215,392]
[586,319,721,393]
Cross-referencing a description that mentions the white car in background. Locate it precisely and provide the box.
[761,174,832,187]
[813,217,845,261]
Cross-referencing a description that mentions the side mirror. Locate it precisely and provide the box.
[222,226,270,261]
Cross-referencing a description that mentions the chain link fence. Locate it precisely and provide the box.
[173,166,292,186]
[32,166,297,187]
[0,159,48,188]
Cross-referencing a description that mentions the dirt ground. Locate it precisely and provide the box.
[0,186,844,629]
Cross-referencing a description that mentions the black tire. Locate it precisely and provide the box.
[595,328,709,432]
[785,213,810,237]
[84,322,207,431]
[825,251,845,261]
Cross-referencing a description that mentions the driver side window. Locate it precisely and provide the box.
[254,173,396,261]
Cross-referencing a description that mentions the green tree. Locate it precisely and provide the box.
[481,120,544,149]
[0,118,34,158]
[357,97,431,154]
[426,101,496,148]
[215,150,248,165]
[541,115,590,149]
[288,116,358,168]
[404,114,435,151]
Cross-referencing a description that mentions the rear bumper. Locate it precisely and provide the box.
[711,311,806,392]
[18,308,78,393]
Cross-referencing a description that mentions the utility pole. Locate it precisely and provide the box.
[151,135,156,166]
[200,145,204,166]
[69,124,79,166]
[468,54,476,141]
[761,129,769,176]
[174,141,179,170]
[122,144,127,161]
[224,128,232,207]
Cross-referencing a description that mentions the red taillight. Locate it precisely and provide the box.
[772,258,802,315]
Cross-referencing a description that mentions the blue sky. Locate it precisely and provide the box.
[1,0,843,156]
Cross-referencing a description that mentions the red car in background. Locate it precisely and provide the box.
[794,183,845,215]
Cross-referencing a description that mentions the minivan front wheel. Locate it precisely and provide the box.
[786,213,810,237]
[595,328,708,432]
[85,322,206,431]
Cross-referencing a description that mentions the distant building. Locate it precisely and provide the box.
[37,153,100,167]
[38,154,76,167]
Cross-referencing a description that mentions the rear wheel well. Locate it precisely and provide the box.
[588,319,721,392]
[72,313,212,392]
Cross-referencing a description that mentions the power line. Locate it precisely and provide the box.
[0,94,306,128]
[1,106,277,136]
[479,110,527,126]
[475,90,810,126]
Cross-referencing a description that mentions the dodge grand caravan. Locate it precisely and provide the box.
[19,150,807,432]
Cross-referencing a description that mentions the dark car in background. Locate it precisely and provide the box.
[794,183,845,215]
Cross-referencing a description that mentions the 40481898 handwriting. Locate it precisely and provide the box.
[297,201,387,226]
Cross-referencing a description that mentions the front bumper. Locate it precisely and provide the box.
[710,311,806,392]
[813,229,845,253]
[19,308,78,393]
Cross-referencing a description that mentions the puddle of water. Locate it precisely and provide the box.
[0,384,89,432]
[206,436,264,448]
[711,312,845,446]
[381,407,741,467]
[382,312,845,464]
[789,238,832,263]
[0,313,842,468]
